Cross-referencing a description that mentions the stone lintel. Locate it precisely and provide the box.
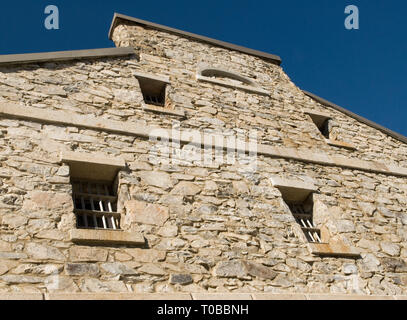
[134,71,170,84]
[61,151,126,168]
[61,151,126,181]
[303,109,332,120]
[270,176,317,202]
[69,229,145,246]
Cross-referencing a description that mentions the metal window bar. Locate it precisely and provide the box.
[288,203,322,243]
[144,94,164,106]
[72,180,120,230]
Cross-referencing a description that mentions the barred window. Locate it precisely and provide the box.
[72,179,120,230]
[287,202,322,243]
[136,74,168,107]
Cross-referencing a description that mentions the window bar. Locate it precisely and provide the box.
[89,198,97,228]
[83,214,88,228]
[111,216,117,230]
[102,215,107,229]
[308,231,316,243]
[107,200,113,213]
[306,219,314,228]
[314,232,322,243]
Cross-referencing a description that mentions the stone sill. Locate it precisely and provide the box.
[308,242,361,258]
[69,229,144,246]
[142,103,186,118]
[197,74,270,96]
[1,293,404,300]
[326,139,357,150]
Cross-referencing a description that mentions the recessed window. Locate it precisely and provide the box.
[200,68,255,87]
[72,179,120,230]
[305,110,357,150]
[135,72,170,107]
[138,78,166,106]
[286,199,322,243]
[270,176,322,244]
[306,111,331,139]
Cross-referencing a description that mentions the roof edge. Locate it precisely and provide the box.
[108,13,282,65]
[303,90,407,145]
[0,47,135,66]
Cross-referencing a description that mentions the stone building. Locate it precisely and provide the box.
[0,12,406,300]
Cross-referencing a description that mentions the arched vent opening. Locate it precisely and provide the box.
[200,68,255,87]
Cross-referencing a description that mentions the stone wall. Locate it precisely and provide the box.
[0,18,406,296]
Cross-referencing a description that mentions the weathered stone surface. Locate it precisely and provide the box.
[232,181,249,194]
[0,240,12,251]
[65,263,99,276]
[169,274,193,285]
[380,242,401,257]
[0,275,44,284]
[170,181,201,196]
[214,260,247,278]
[158,225,178,237]
[125,200,169,226]
[243,261,277,280]
[0,252,28,260]
[125,249,166,263]
[1,17,407,297]
[2,214,28,228]
[137,171,174,190]
[138,263,166,276]
[22,191,72,211]
[343,264,358,275]
[80,278,128,293]
[69,246,108,262]
[0,260,18,276]
[381,258,407,272]
[45,276,80,293]
[26,243,65,261]
[335,220,356,233]
[100,263,137,275]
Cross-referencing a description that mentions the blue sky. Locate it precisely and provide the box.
[1,0,406,136]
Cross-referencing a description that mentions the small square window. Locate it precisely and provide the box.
[287,201,322,243]
[307,112,331,139]
[136,74,168,107]
[71,179,120,230]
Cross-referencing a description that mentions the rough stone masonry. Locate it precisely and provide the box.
[0,13,406,297]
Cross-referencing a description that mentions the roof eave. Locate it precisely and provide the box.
[108,13,282,65]
[303,90,407,145]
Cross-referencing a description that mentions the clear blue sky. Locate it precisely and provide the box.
[1,0,406,136]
